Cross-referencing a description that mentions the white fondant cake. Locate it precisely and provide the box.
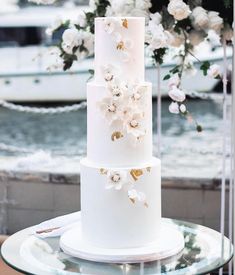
[80,17,161,249]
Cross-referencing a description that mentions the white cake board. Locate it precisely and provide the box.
[60,219,185,263]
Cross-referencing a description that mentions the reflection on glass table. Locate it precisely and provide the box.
[1,218,233,275]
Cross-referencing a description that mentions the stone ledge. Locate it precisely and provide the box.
[0,169,229,190]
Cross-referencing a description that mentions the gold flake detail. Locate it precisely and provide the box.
[111,131,124,141]
[100,168,108,175]
[144,202,149,208]
[129,198,135,204]
[130,169,143,181]
[116,41,125,50]
[146,167,151,172]
[122,19,128,29]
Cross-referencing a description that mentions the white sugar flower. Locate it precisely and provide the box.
[179,104,186,113]
[130,85,148,105]
[168,74,180,89]
[106,170,128,190]
[208,64,221,78]
[191,7,209,30]
[103,18,117,34]
[188,30,205,46]
[101,64,118,82]
[128,189,146,203]
[107,79,126,99]
[98,97,122,123]
[169,86,186,102]
[169,102,180,114]
[125,112,146,139]
[167,0,191,21]
[208,11,223,34]
[119,51,130,63]
[28,0,55,4]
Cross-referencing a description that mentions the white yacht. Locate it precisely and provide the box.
[0,6,232,102]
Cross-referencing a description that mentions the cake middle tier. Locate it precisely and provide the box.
[87,81,153,167]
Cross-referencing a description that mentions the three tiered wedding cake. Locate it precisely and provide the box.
[80,16,161,249]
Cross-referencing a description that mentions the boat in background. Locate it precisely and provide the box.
[0,6,232,102]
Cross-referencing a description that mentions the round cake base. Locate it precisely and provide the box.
[60,219,184,263]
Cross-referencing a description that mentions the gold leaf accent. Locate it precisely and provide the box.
[130,169,143,181]
[129,198,135,204]
[122,18,128,29]
[144,202,149,208]
[146,167,151,172]
[116,41,125,50]
[111,131,124,141]
[100,168,108,175]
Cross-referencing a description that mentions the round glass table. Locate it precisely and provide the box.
[1,218,233,275]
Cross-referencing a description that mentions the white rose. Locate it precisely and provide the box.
[208,11,223,33]
[179,104,186,113]
[169,86,186,102]
[135,0,152,10]
[208,64,221,78]
[149,12,162,25]
[62,28,81,47]
[191,7,209,30]
[82,32,94,54]
[169,102,179,114]
[167,0,191,21]
[76,12,86,28]
[222,24,233,41]
[188,30,205,46]
[168,74,180,88]
[169,31,185,47]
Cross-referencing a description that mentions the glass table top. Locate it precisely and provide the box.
[1,218,233,275]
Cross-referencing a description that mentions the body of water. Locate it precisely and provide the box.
[0,98,229,178]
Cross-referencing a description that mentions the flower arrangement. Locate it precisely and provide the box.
[29,0,233,131]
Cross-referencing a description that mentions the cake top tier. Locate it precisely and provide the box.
[94,17,145,84]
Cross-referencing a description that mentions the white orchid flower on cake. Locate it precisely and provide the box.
[167,0,191,21]
[129,85,148,105]
[98,97,122,124]
[106,170,128,190]
[103,17,118,34]
[128,189,147,204]
[101,64,119,82]
[168,86,186,102]
[125,112,146,140]
[107,79,127,100]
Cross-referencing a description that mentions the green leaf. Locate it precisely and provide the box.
[163,74,171,80]
[200,61,210,76]
[196,125,203,132]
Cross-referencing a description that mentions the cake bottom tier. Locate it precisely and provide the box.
[80,157,161,249]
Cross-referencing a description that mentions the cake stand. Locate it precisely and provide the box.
[59,212,184,263]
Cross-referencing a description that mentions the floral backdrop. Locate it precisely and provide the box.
[28,0,233,131]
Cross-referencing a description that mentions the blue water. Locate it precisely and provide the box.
[0,99,228,178]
